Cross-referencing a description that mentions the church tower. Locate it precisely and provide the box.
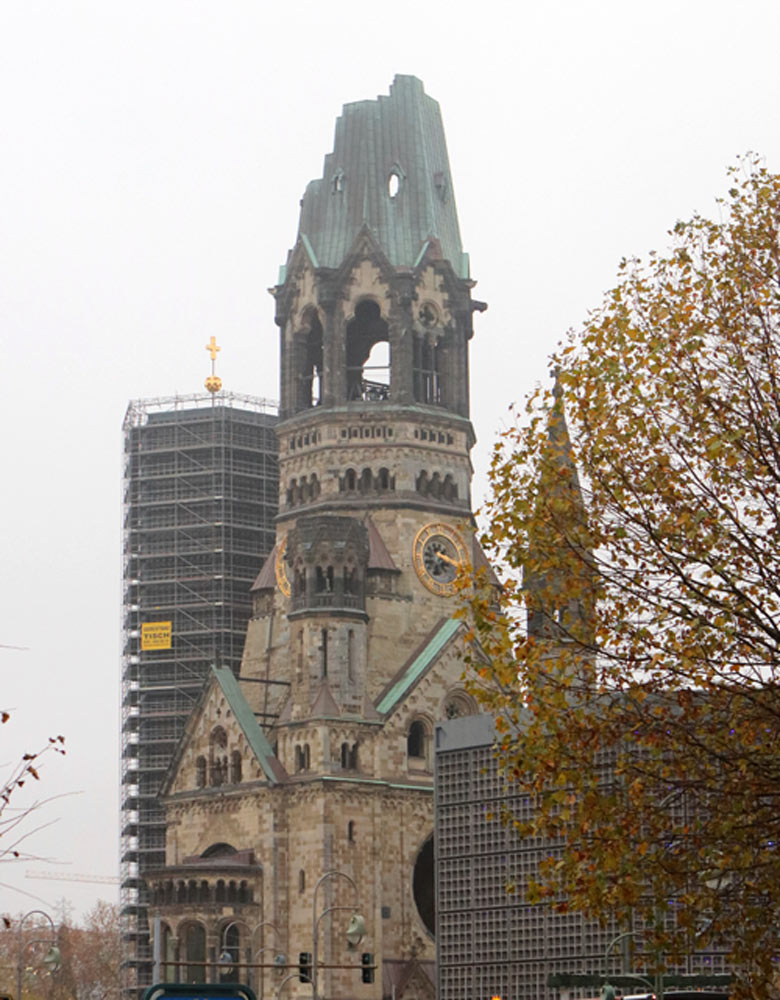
[148,76,486,1000]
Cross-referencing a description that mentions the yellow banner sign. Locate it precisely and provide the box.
[141,621,172,650]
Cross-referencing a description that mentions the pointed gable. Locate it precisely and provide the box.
[375,618,463,717]
[161,667,285,797]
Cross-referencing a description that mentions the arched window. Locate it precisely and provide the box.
[304,744,311,770]
[195,756,206,788]
[299,869,306,893]
[347,629,355,681]
[343,468,357,491]
[182,923,206,984]
[341,742,350,769]
[443,691,476,720]
[209,727,228,786]
[220,922,240,982]
[377,467,391,490]
[349,742,359,770]
[359,467,373,493]
[230,750,242,784]
[321,627,328,678]
[442,474,457,501]
[408,720,427,761]
[348,820,356,843]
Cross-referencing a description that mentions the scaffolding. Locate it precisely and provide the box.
[120,392,278,997]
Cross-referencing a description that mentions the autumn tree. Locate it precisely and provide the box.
[468,159,780,998]
[1,712,66,864]
[0,902,120,1000]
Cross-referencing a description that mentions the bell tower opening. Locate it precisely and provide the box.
[296,309,323,411]
[346,300,389,402]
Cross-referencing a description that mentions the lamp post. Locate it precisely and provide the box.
[311,871,364,1000]
[16,910,61,1000]
[218,919,282,996]
[601,930,655,1000]
[251,921,282,1000]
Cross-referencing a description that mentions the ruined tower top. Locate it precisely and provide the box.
[289,74,469,278]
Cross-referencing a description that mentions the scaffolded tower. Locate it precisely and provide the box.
[120,390,278,994]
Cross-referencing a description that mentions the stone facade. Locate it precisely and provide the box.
[147,75,486,1000]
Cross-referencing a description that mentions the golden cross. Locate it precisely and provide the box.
[205,336,221,362]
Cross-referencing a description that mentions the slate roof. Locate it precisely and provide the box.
[366,516,400,572]
[251,544,277,592]
[290,75,468,277]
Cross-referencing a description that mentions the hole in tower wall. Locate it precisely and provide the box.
[346,301,390,402]
[413,835,435,937]
[388,172,400,198]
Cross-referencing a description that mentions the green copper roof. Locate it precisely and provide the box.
[376,617,462,715]
[212,666,279,784]
[292,75,468,277]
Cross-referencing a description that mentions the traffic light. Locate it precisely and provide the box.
[299,951,312,983]
[361,952,375,984]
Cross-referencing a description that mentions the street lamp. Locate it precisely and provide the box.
[311,871,365,1000]
[16,910,61,1000]
[601,930,654,1000]
[219,919,283,996]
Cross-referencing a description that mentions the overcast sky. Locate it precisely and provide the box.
[3,0,780,920]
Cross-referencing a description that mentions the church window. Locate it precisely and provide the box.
[304,744,311,769]
[407,719,431,767]
[359,467,373,492]
[443,691,475,720]
[182,922,206,984]
[230,750,242,784]
[332,168,345,194]
[299,869,306,893]
[209,727,228,786]
[347,629,355,681]
[348,820,356,842]
[341,742,349,768]
[321,628,328,678]
[349,742,358,769]
[442,474,457,501]
[343,468,356,491]
[377,467,390,490]
[195,756,206,788]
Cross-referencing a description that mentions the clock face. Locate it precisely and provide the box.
[275,535,292,597]
[413,522,468,596]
